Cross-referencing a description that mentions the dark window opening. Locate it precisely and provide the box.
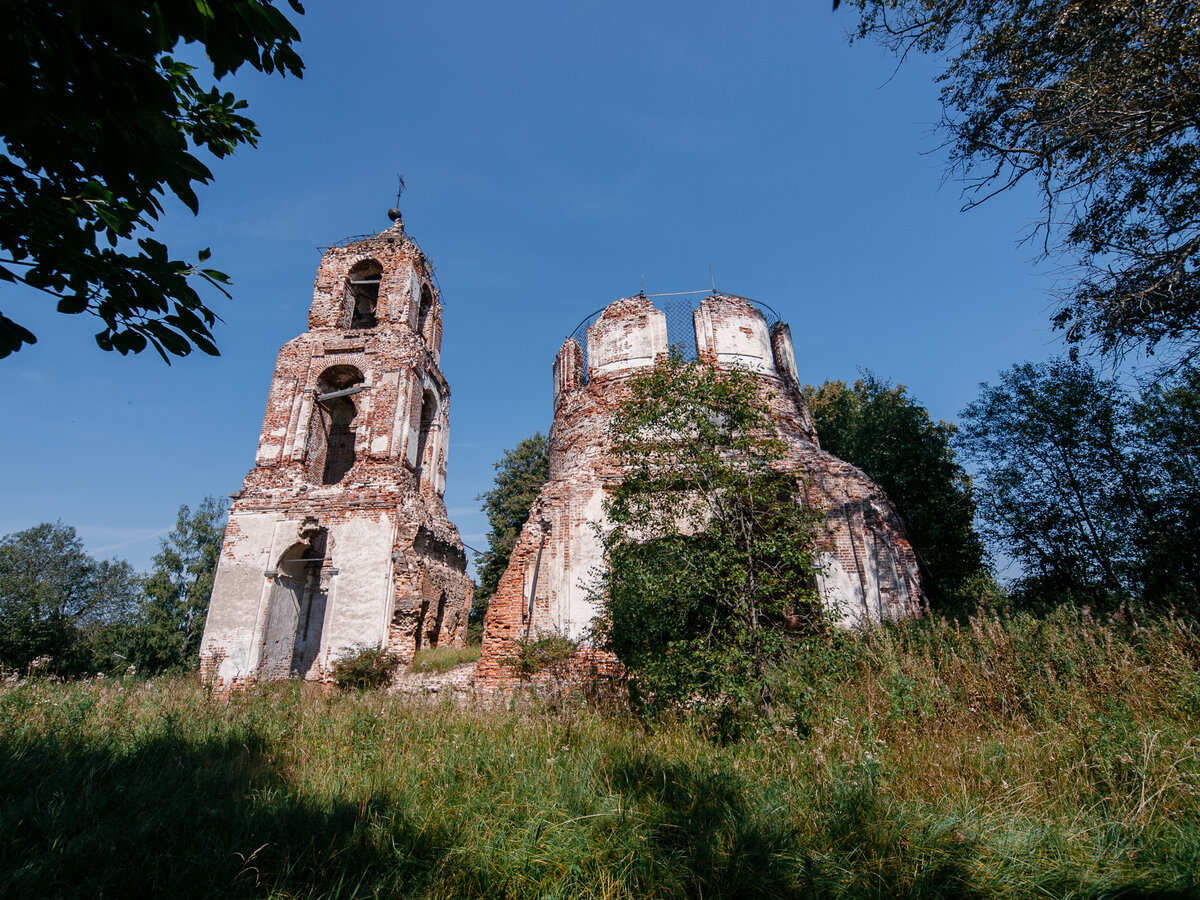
[347,261,382,329]
[415,388,437,480]
[288,529,329,676]
[321,396,356,485]
[417,283,433,338]
[414,597,430,652]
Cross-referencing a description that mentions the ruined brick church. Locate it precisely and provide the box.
[475,293,924,688]
[200,213,922,690]
[200,214,473,688]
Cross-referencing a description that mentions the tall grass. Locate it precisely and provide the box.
[1,606,1197,898]
[409,644,481,674]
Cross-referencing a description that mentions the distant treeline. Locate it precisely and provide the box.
[0,498,226,676]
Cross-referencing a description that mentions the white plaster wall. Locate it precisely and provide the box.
[202,512,281,683]
[394,371,416,468]
[291,391,316,461]
[859,529,884,622]
[695,304,774,373]
[321,514,397,660]
[545,484,606,641]
[815,553,868,629]
[436,422,449,496]
[589,308,668,376]
[407,269,421,330]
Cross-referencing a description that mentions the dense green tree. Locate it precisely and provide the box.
[0,0,304,360]
[959,361,1141,604]
[957,360,1200,607]
[0,522,138,673]
[596,355,823,735]
[1131,366,1200,605]
[128,496,227,673]
[804,375,986,609]
[845,0,1200,363]
[472,433,550,637]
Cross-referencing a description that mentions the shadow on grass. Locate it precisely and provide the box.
[608,754,800,898]
[0,730,450,899]
[606,752,1200,900]
[3,727,1197,899]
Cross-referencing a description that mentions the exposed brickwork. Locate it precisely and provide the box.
[477,294,924,692]
[200,220,472,688]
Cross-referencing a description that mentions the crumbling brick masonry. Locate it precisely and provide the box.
[200,217,473,688]
[476,293,924,690]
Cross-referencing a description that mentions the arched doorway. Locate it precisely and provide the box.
[259,529,329,679]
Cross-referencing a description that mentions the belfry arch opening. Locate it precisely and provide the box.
[415,388,438,482]
[347,260,382,329]
[417,283,434,339]
[310,365,364,485]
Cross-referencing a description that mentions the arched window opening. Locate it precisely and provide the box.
[321,397,357,485]
[417,283,434,339]
[347,261,382,329]
[261,528,329,680]
[310,366,364,485]
[415,388,438,481]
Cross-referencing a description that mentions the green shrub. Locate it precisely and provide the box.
[503,632,578,678]
[597,354,824,730]
[330,645,400,690]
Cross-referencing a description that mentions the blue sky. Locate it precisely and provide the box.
[0,1,1066,573]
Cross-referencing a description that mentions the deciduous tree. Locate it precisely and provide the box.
[1130,366,1200,605]
[0,0,304,360]
[846,0,1200,364]
[129,496,227,672]
[0,522,138,673]
[957,360,1200,607]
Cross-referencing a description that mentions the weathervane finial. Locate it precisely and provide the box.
[387,173,406,223]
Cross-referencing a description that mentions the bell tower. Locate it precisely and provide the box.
[200,213,473,688]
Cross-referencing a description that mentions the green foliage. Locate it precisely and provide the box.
[0,522,138,673]
[471,432,550,639]
[597,354,824,733]
[1133,365,1200,606]
[409,644,480,675]
[502,632,579,679]
[2,604,1199,898]
[804,374,987,611]
[958,360,1200,608]
[331,645,401,691]
[846,0,1200,364]
[0,0,304,360]
[0,499,229,676]
[128,496,227,674]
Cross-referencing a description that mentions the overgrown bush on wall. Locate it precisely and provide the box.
[594,354,824,736]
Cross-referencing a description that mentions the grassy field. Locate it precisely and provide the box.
[2,607,1198,899]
